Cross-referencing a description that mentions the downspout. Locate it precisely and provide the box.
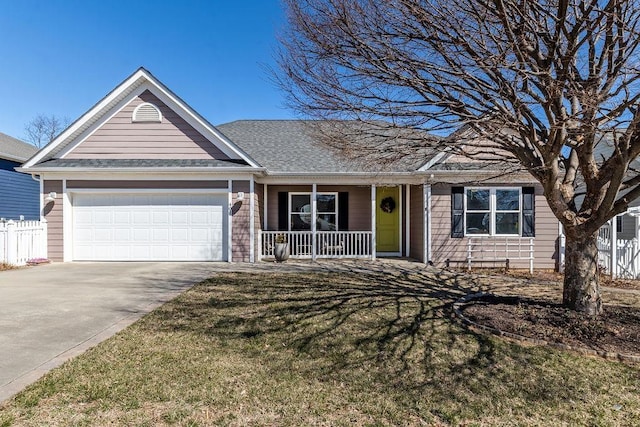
[31,174,43,219]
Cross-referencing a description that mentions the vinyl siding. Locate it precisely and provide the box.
[266,185,372,231]
[0,168,39,220]
[430,183,559,269]
[409,185,424,262]
[66,90,231,160]
[43,180,63,262]
[232,181,251,262]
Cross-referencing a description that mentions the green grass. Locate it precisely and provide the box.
[1,269,638,426]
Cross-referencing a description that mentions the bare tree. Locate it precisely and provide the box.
[24,114,70,148]
[278,0,640,316]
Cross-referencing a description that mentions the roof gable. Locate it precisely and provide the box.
[63,90,232,160]
[23,68,258,168]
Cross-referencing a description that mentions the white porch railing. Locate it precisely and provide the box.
[260,230,373,259]
[466,237,535,273]
[0,219,48,266]
[597,224,640,279]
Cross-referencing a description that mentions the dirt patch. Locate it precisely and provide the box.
[462,295,640,356]
[0,263,15,271]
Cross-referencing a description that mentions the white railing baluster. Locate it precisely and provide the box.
[258,230,374,259]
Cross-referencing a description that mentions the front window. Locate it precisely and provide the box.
[289,193,337,231]
[465,188,521,236]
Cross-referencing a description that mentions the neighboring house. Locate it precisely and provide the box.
[19,68,561,268]
[0,132,39,220]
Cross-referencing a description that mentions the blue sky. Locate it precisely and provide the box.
[0,0,293,142]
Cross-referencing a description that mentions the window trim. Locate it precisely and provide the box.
[464,187,522,236]
[288,192,339,231]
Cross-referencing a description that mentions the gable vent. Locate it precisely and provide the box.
[132,102,162,123]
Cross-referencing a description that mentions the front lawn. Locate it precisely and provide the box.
[1,269,638,426]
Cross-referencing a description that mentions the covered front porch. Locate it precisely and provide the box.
[256,183,426,261]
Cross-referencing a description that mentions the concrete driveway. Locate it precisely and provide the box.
[0,262,219,402]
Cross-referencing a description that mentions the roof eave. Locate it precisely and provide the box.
[16,166,266,174]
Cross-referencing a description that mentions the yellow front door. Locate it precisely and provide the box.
[376,186,400,253]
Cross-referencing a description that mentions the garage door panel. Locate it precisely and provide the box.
[114,228,131,240]
[132,211,150,225]
[171,211,188,224]
[114,211,131,224]
[73,193,227,261]
[151,246,170,259]
[94,228,113,241]
[132,228,150,242]
[152,211,170,225]
[152,229,169,241]
[130,245,151,259]
[94,211,113,225]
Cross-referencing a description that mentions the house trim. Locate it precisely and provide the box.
[63,179,72,262]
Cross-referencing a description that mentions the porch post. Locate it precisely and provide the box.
[424,184,432,264]
[264,183,268,230]
[611,217,617,278]
[312,183,317,261]
[635,214,640,278]
[405,185,410,257]
[227,179,233,263]
[371,185,376,260]
[249,177,255,263]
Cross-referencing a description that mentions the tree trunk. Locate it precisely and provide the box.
[563,231,603,316]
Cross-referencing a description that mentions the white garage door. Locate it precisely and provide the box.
[72,193,227,261]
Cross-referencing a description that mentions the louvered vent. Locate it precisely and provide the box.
[132,102,162,122]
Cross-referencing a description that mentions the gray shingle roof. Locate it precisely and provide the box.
[35,159,252,168]
[0,132,37,163]
[216,120,440,173]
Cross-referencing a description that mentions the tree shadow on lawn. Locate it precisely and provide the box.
[148,266,637,418]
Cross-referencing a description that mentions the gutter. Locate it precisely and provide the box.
[16,166,267,174]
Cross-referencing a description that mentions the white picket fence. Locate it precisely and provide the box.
[597,224,640,279]
[0,220,48,266]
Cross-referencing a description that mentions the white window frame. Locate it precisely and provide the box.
[464,187,522,236]
[288,192,339,231]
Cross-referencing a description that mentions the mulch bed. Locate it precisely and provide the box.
[502,269,640,291]
[462,295,640,356]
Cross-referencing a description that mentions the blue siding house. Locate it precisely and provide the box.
[0,132,39,220]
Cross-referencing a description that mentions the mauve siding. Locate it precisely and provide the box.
[430,184,559,269]
[0,167,39,220]
[66,90,231,160]
[232,181,251,262]
[43,180,63,262]
[409,185,424,262]
[266,185,372,231]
